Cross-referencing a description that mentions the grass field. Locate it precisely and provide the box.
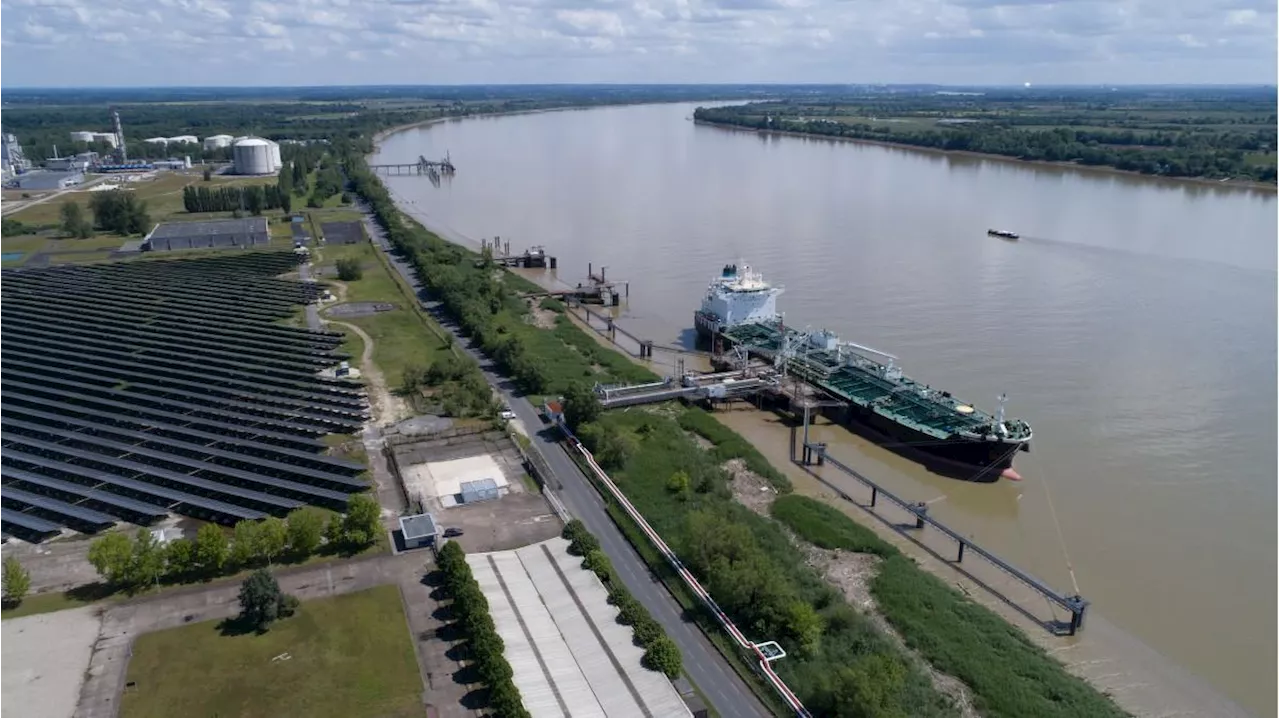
[119,585,422,718]
[318,238,444,389]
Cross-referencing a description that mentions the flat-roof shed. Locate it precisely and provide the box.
[145,218,269,252]
[399,512,438,550]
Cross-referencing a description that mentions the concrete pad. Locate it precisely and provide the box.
[2,606,102,718]
[403,454,509,503]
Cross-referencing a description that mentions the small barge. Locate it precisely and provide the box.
[988,229,1019,240]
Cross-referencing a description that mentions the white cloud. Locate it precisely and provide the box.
[1,0,1275,85]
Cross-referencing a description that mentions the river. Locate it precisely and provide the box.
[374,102,1277,716]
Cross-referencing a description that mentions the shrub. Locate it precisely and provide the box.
[335,258,363,281]
[770,495,897,557]
[641,635,683,678]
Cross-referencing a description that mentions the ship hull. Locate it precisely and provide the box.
[706,320,1028,482]
[828,402,1024,483]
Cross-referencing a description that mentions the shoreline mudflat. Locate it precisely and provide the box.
[694,119,1278,193]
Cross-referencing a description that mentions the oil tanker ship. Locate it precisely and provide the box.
[694,262,1032,482]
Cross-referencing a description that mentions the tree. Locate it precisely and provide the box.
[278,163,293,194]
[90,190,150,235]
[231,520,263,567]
[285,508,326,557]
[237,569,298,632]
[60,201,92,238]
[193,523,229,577]
[666,470,691,497]
[340,494,381,548]
[641,635,683,678]
[335,258,363,281]
[202,166,212,181]
[784,600,824,655]
[131,528,166,590]
[280,191,292,213]
[165,539,198,580]
[257,516,288,564]
[561,383,600,430]
[87,532,135,586]
[2,556,31,606]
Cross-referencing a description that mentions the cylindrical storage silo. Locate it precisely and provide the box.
[233,138,274,175]
[268,141,282,172]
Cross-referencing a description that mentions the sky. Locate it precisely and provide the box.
[2,0,1276,87]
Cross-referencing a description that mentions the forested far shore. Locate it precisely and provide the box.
[695,87,1277,184]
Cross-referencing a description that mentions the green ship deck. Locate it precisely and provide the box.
[720,321,1030,442]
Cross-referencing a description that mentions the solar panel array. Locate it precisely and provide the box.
[1,253,371,542]
[321,221,365,245]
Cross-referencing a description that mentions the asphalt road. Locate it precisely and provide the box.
[360,207,774,718]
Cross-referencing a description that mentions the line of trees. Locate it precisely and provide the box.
[695,105,1278,183]
[562,520,683,678]
[84,496,380,595]
[436,541,529,718]
[89,190,151,235]
[183,183,291,214]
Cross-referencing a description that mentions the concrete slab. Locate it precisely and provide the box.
[3,606,102,718]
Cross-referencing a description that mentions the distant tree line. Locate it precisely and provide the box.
[695,102,1278,183]
[183,183,291,214]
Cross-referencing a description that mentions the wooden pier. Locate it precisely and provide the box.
[368,154,456,175]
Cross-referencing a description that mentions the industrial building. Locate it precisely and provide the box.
[152,157,193,170]
[144,217,270,252]
[45,153,95,172]
[232,137,282,175]
[203,134,233,150]
[398,512,439,550]
[13,171,84,191]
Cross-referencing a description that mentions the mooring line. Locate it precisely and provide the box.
[1029,452,1082,596]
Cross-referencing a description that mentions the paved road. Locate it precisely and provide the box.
[360,206,774,718]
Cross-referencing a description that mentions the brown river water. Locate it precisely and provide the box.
[375,102,1277,716]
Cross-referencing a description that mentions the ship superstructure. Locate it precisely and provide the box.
[694,262,783,338]
[695,263,1032,480]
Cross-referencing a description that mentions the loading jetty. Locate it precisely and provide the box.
[521,262,628,307]
[368,154,456,175]
[477,237,557,269]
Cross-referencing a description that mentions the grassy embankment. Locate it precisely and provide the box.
[771,495,1128,718]
[118,585,422,718]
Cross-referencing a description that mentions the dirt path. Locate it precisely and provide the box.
[324,317,407,426]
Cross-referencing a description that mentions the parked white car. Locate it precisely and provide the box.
[500,410,516,420]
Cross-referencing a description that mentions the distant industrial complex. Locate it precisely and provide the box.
[2,109,288,191]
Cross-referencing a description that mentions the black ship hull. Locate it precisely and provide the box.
[824,401,1026,483]
[702,317,1028,482]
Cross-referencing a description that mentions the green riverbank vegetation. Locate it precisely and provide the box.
[695,86,1277,184]
[341,134,1125,717]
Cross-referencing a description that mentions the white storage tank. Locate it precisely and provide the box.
[203,134,233,150]
[92,132,118,148]
[70,131,96,143]
[167,135,199,145]
[233,137,275,175]
[268,141,282,172]
[143,137,169,147]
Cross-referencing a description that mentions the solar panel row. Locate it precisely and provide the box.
[0,254,371,540]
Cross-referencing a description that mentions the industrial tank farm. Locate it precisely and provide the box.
[232,137,282,175]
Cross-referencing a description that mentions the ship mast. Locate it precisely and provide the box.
[995,394,1008,436]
